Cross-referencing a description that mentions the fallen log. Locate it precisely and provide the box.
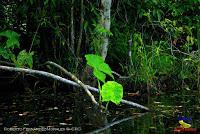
[0,65,149,111]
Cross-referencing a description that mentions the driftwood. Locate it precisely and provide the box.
[0,65,149,111]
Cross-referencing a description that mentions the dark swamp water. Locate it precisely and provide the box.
[0,73,200,134]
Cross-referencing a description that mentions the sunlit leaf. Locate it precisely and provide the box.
[98,63,114,79]
[101,81,123,105]
[93,69,106,83]
[85,54,104,69]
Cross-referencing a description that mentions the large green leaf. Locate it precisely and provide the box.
[85,54,114,79]
[101,81,123,105]
[6,38,20,48]
[93,69,106,83]
[0,30,19,38]
[85,54,104,69]
[98,63,114,79]
[0,30,20,49]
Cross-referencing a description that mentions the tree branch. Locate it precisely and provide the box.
[112,71,134,79]
[87,113,147,134]
[44,61,101,108]
[0,65,149,111]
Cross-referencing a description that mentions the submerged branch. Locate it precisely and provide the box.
[87,113,147,134]
[0,65,149,111]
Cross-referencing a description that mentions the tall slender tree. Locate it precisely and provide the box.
[100,0,112,60]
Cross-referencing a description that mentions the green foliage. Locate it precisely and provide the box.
[85,54,123,105]
[108,0,199,92]
[109,22,131,61]
[1,0,199,100]
[101,81,123,105]
[93,24,113,37]
[93,68,106,83]
[153,54,175,75]
[85,54,104,69]
[44,0,56,7]
[85,54,114,83]
[16,50,34,68]
[0,47,13,60]
[90,23,113,54]
[0,30,20,49]
[0,30,34,68]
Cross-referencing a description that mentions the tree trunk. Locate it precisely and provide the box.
[76,0,84,57]
[100,0,112,60]
[70,0,75,53]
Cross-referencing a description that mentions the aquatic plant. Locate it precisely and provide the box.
[85,54,123,105]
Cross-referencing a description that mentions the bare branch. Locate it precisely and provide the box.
[87,113,147,134]
[112,71,134,79]
[45,61,101,108]
[0,65,149,111]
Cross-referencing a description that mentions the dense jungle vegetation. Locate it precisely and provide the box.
[0,0,200,133]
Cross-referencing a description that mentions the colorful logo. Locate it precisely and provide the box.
[173,116,199,134]
[177,116,192,128]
